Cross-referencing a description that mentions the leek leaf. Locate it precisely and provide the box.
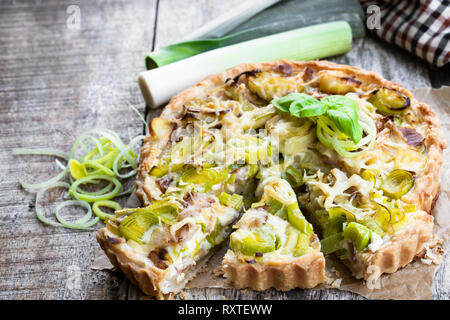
[145,0,365,69]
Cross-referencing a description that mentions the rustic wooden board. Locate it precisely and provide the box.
[0,0,448,300]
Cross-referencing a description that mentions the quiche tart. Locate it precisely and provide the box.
[96,60,446,298]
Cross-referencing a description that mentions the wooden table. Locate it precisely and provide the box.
[1,0,448,300]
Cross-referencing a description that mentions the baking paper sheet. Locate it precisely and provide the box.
[92,87,450,300]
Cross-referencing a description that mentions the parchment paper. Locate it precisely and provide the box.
[92,87,450,300]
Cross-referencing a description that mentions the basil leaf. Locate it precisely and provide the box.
[272,93,327,117]
[271,93,297,112]
[321,95,363,144]
[289,94,327,118]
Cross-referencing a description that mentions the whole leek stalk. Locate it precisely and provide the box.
[139,21,352,108]
[145,0,364,69]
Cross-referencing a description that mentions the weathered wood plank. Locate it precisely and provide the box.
[0,0,157,299]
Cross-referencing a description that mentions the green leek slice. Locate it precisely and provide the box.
[281,226,299,255]
[287,203,313,235]
[343,222,372,252]
[268,199,283,214]
[206,218,223,245]
[119,211,159,244]
[380,169,415,199]
[367,87,410,116]
[360,169,379,184]
[69,159,87,180]
[150,163,184,178]
[218,192,244,211]
[230,227,276,256]
[282,165,304,188]
[372,201,395,235]
[320,232,344,254]
[328,206,356,231]
[179,167,228,191]
[294,231,310,257]
[248,164,259,178]
[69,175,122,202]
[92,200,122,221]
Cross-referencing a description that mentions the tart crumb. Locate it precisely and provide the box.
[179,290,191,300]
[421,238,444,265]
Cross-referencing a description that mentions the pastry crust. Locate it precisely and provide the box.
[222,249,326,290]
[99,60,445,297]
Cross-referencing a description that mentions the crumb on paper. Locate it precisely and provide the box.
[331,278,342,289]
[365,279,381,290]
[325,266,342,287]
[212,267,224,279]
[179,290,191,300]
[421,239,444,265]
[197,263,209,274]
[365,265,381,290]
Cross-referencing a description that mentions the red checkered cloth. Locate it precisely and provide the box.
[360,0,450,67]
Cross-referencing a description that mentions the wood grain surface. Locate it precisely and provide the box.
[0,0,448,300]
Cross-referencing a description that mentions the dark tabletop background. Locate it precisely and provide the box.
[0,0,449,299]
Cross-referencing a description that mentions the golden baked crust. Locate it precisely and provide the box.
[222,248,326,290]
[99,60,445,297]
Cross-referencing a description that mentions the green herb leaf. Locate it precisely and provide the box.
[271,94,293,112]
[321,95,363,144]
[272,93,327,117]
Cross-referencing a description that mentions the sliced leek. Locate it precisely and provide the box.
[218,192,244,211]
[381,170,415,199]
[93,200,122,221]
[343,222,372,252]
[14,125,144,230]
[230,227,277,256]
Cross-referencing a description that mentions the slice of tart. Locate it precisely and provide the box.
[97,190,239,299]
[299,168,434,287]
[222,178,326,290]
